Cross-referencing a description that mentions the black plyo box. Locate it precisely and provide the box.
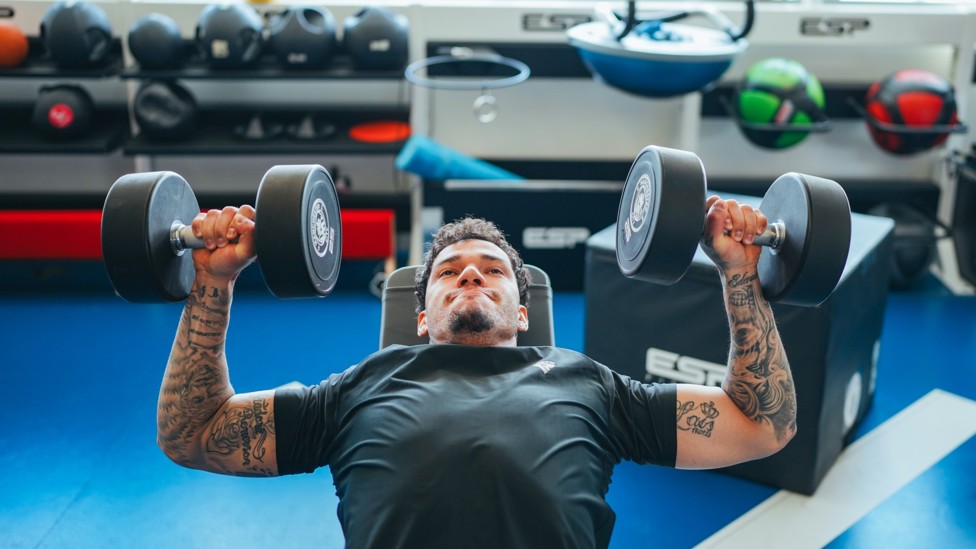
[583,198,895,494]
[423,179,622,290]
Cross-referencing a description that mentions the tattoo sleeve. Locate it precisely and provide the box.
[156,280,277,476]
[721,272,797,442]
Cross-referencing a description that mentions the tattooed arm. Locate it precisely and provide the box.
[673,197,797,470]
[156,205,279,477]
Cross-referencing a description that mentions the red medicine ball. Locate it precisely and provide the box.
[864,69,959,156]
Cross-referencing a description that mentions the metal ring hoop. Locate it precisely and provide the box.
[404,53,531,90]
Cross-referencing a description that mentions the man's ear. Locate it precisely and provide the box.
[417,310,429,337]
[517,305,528,332]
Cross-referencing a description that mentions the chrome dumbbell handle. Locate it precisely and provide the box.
[723,220,785,252]
[753,220,785,251]
[170,221,204,256]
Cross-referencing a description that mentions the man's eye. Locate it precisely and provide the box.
[488,268,504,275]
[439,269,455,277]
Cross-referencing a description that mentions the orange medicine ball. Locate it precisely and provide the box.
[0,22,29,68]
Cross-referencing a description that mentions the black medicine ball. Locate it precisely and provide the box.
[128,13,185,70]
[33,84,94,139]
[868,203,937,289]
[343,6,408,70]
[40,1,113,68]
[195,3,264,69]
[267,7,337,69]
[133,80,197,141]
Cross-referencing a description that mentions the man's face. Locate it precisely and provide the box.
[418,239,528,346]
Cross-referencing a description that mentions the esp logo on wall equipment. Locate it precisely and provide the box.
[523,13,591,32]
[800,17,870,37]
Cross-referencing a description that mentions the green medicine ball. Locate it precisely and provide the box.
[736,58,825,150]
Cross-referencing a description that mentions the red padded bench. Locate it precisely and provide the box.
[0,209,396,261]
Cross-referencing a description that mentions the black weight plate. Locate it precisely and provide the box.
[758,173,851,306]
[255,165,342,298]
[616,145,707,284]
[101,172,200,303]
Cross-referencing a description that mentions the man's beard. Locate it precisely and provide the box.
[448,308,494,335]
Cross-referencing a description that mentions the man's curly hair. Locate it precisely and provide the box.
[415,217,531,313]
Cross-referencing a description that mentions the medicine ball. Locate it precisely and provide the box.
[868,202,937,289]
[0,22,29,68]
[133,80,197,141]
[267,7,337,69]
[865,69,958,156]
[32,84,94,139]
[735,58,825,150]
[195,3,264,69]
[343,6,408,70]
[128,13,185,70]
[39,1,113,69]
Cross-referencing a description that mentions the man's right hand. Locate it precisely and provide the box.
[161,204,281,477]
[190,205,257,281]
[700,196,767,277]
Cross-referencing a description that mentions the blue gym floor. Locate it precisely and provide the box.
[1,275,974,548]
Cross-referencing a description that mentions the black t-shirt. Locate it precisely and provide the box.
[275,344,677,549]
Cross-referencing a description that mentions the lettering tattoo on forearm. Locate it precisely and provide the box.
[199,284,221,299]
[207,398,275,476]
[158,285,234,463]
[723,273,797,442]
[677,399,720,438]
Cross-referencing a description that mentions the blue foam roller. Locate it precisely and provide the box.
[395,135,523,180]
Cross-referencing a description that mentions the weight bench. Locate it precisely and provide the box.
[379,264,555,349]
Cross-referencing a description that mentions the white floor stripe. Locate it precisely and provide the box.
[695,389,976,549]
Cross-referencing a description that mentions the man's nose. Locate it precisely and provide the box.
[458,265,484,286]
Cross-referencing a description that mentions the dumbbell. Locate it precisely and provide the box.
[616,145,852,307]
[101,165,341,303]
